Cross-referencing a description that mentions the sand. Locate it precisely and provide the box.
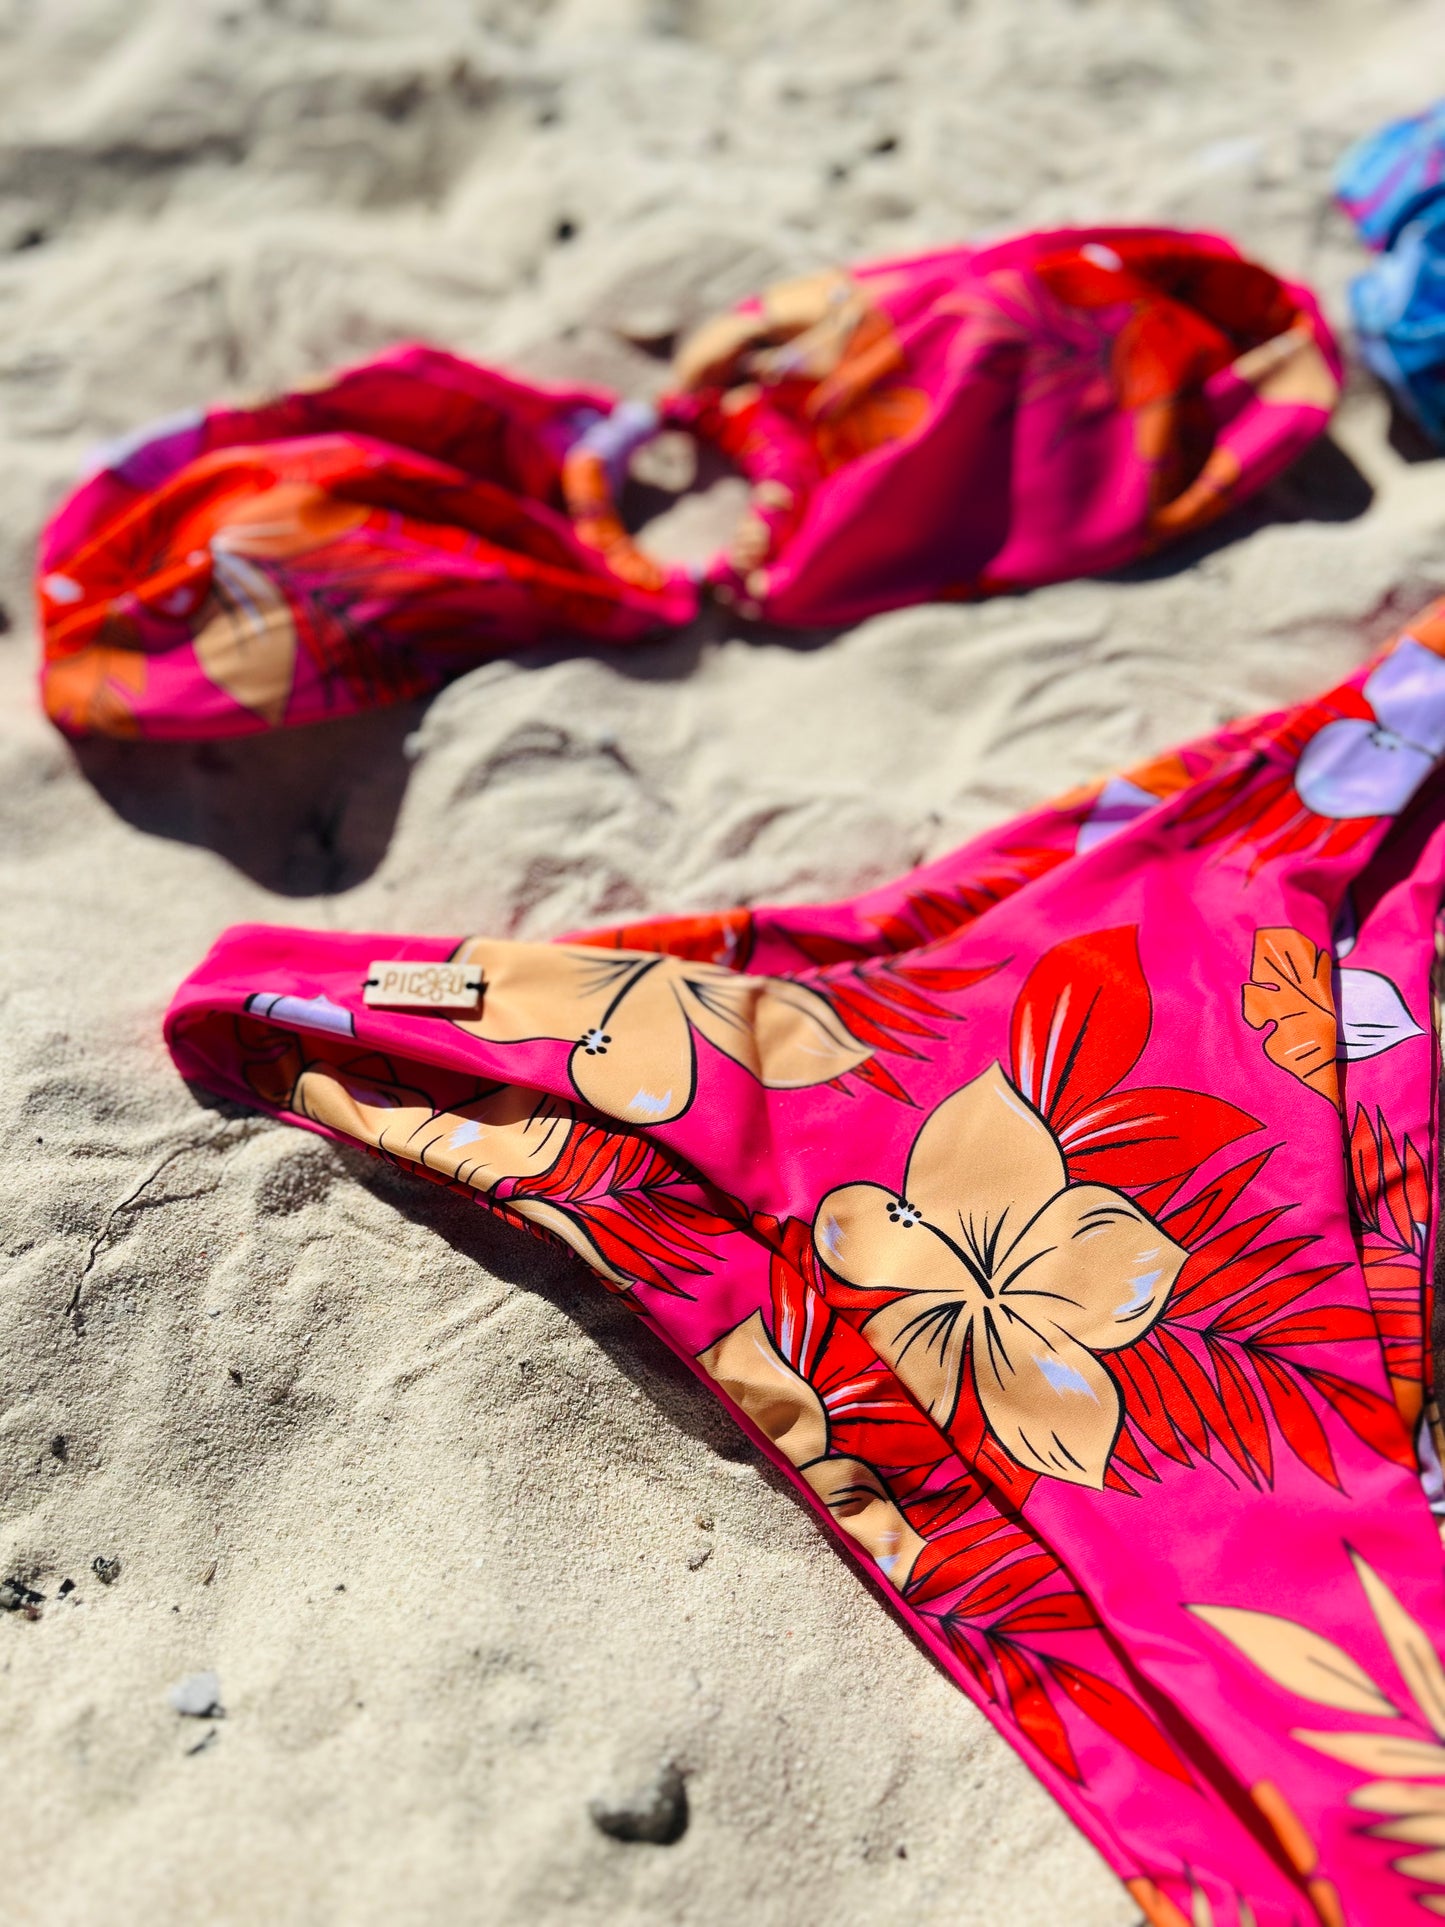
[3,3,1445,1922]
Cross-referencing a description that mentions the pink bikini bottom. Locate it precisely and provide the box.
[166,596,1445,1927]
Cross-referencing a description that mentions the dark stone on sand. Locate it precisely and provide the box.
[0,1578,44,1612]
[92,1556,121,1586]
[589,1763,689,1845]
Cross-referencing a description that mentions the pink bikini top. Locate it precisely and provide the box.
[37,226,1339,740]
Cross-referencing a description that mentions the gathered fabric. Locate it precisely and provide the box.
[168,595,1445,1926]
[39,226,1338,741]
[1336,101,1445,252]
[1336,100,1445,447]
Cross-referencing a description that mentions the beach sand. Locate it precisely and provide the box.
[3,3,1445,1922]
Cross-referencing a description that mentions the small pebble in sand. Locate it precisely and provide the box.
[611,304,677,348]
[686,1544,713,1571]
[589,1762,689,1845]
[91,1557,121,1586]
[0,1577,44,1613]
[168,1671,225,1719]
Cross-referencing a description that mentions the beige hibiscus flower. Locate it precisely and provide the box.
[195,484,369,725]
[449,938,872,1126]
[812,1062,1186,1488]
[699,1311,925,1587]
[291,1059,633,1284]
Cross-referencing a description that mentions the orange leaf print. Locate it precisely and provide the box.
[1242,928,1339,1103]
[42,634,148,737]
[1407,595,1445,661]
[1124,1877,1192,1927]
[1250,1779,1318,1876]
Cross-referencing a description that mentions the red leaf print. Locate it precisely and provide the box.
[1208,1340,1273,1482]
[1301,1367,1416,1470]
[1252,1353,1340,1490]
[766,1240,957,1479]
[900,1474,989,1539]
[1137,1335,1212,1457]
[1107,1417,1161,1483]
[1043,1658,1193,1786]
[865,845,1071,955]
[570,907,755,968]
[946,1631,996,1700]
[1154,1327,1241,1465]
[844,1055,913,1104]
[952,1553,1061,1622]
[993,1592,1098,1637]
[1349,1104,1383,1214]
[1010,927,1151,1128]
[825,982,939,1049]
[1404,1136,1431,1235]
[1059,1087,1259,1186]
[1350,1105,1430,1256]
[1252,1304,1377,1348]
[997,1647,1082,1782]
[1162,1149,1274,1246]
[1375,1114,1410,1247]
[1209,1263,1349,1337]
[904,1520,1036,1609]
[1112,1345,1192,1465]
[974,1428,1041,1513]
[513,1121,740,1292]
[1168,1215,1303,1319]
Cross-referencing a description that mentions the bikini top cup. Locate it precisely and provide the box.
[37,226,1340,740]
[167,596,1445,1926]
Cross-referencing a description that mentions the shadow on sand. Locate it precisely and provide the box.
[66,431,1379,891]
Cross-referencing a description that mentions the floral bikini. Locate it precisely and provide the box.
[166,592,1445,1927]
[47,227,1445,1924]
[37,226,1336,739]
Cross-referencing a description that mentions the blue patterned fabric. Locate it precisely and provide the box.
[1337,103,1445,442]
[1336,100,1445,250]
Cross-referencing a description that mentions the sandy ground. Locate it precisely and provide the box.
[3,3,1445,1923]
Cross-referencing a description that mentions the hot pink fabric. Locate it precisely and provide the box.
[40,227,1338,740]
[167,597,1445,1926]
[672,226,1342,624]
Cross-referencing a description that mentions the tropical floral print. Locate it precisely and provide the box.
[1296,638,1445,821]
[1244,927,1342,1101]
[1180,612,1445,873]
[229,1014,739,1291]
[41,231,1337,738]
[1349,1104,1431,1423]
[1192,1557,1445,1917]
[1244,929,1427,1107]
[446,938,875,1125]
[38,350,697,740]
[165,599,1445,1925]
[812,1061,1184,1487]
[703,1217,1204,1808]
